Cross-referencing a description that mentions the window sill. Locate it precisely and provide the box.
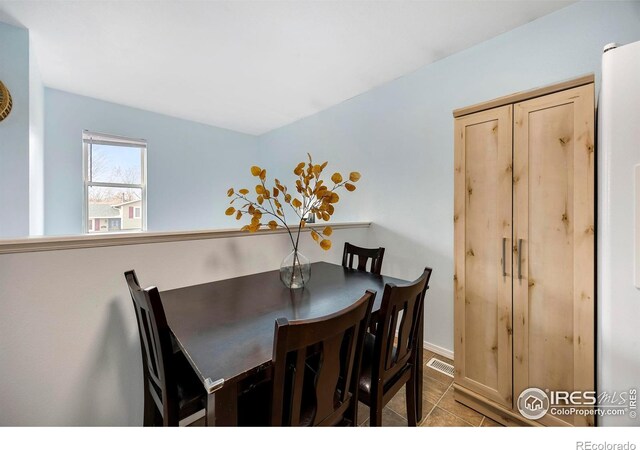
[0,222,372,255]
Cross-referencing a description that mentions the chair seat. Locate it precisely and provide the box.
[359,333,397,395]
[173,351,206,419]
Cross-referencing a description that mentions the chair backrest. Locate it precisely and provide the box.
[342,242,385,275]
[271,290,375,426]
[373,268,432,388]
[125,270,178,424]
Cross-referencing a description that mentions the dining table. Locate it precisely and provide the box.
[160,261,423,426]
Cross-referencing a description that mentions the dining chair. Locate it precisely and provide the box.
[358,267,432,426]
[270,290,375,426]
[342,242,385,275]
[124,270,206,426]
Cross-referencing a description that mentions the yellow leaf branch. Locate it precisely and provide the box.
[225,155,361,253]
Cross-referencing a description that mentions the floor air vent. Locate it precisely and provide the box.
[426,357,454,378]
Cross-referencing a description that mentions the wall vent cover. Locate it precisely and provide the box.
[426,357,454,378]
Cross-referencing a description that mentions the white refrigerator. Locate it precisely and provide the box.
[597,40,640,427]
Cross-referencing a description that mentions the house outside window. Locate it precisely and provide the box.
[83,131,147,233]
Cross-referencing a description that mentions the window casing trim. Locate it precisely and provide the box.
[82,130,147,234]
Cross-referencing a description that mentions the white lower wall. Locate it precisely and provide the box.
[0,226,370,425]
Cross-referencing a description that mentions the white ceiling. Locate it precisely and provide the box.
[0,0,573,135]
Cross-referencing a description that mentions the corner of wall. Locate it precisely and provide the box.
[29,35,44,236]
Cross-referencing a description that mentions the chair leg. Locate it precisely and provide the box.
[406,375,418,427]
[164,405,179,427]
[142,385,155,426]
[369,405,382,427]
[369,395,383,427]
[347,402,357,427]
[154,407,163,426]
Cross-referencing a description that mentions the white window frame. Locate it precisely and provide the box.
[134,207,141,219]
[82,130,147,234]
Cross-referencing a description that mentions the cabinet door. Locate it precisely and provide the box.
[454,106,513,408]
[513,85,595,426]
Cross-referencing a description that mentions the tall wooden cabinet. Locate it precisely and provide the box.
[453,76,595,427]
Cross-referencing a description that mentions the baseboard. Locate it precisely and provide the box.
[423,340,454,360]
[392,328,454,360]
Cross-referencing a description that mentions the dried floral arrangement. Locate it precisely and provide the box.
[225,153,361,254]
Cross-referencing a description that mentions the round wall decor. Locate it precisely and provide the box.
[0,81,13,122]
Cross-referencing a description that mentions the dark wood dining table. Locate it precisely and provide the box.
[160,261,423,426]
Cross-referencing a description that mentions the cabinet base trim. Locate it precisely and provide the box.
[453,383,541,427]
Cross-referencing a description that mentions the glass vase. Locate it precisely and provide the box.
[280,249,311,289]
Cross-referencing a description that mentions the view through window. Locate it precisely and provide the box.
[83,131,147,233]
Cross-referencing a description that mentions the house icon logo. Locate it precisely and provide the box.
[525,395,543,411]
[517,388,549,420]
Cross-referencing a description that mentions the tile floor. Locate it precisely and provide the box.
[357,351,502,427]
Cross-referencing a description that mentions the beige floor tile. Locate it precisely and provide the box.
[420,407,473,427]
[437,387,484,426]
[360,406,408,427]
[187,416,206,427]
[357,401,370,426]
[422,350,436,364]
[422,375,450,405]
[481,416,503,427]
[386,385,435,420]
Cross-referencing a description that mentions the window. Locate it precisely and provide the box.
[83,131,147,233]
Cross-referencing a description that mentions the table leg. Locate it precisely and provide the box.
[205,391,216,426]
[416,307,424,421]
[214,383,238,426]
[203,377,227,426]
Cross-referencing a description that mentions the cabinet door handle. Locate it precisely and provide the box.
[502,237,507,277]
[517,238,523,280]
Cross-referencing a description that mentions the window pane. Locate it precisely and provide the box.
[89,144,142,184]
[88,186,143,233]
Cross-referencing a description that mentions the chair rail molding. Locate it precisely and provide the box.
[0,221,372,255]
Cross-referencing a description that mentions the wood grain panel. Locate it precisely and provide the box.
[528,102,575,393]
[513,84,595,427]
[454,105,513,408]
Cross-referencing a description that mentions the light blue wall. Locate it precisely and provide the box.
[259,1,640,353]
[44,89,258,235]
[36,0,640,352]
[0,22,30,237]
